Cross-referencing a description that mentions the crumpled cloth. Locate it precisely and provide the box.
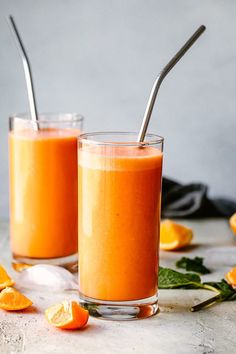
[162,177,236,218]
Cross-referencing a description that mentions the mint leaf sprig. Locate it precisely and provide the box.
[176,256,211,275]
[191,279,236,312]
[158,267,236,311]
[159,267,204,289]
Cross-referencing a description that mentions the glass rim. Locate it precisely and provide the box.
[9,112,84,124]
[78,131,164,147]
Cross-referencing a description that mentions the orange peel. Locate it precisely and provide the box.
[45,300,89,330]
[229,213,236,235]
[225,267,236,287]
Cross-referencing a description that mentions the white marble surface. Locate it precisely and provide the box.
[0,219,236,354]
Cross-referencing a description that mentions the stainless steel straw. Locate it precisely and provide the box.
[8,15,39,129]
[137,25,206,143]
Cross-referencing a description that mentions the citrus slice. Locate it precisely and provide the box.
[0,287,32,311]
[45,301,89,330]
[160,219,193,251]
[229,213,236,235]
[225,267,236,286]
[0,265,15,290]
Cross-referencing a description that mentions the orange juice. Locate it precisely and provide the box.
[9,127,79,260]
[78,142,163,302]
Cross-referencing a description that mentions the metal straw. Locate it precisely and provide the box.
[8,15,39,129]
[137,25,206,143]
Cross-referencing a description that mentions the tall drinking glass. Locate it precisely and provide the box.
[78,132,163,320]
[9,113,84,271]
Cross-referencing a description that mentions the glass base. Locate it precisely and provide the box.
[79,293,159,321]
[12,253,78,273]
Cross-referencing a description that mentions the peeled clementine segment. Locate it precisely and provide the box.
[160,219,193,251]
[0,287,32,311]
[0,265,15,290]
[45,301,89,330]
[225,267,236,286]
[229,213,236,235]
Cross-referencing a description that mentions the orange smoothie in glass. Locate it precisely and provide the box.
[9,114,83,268]
[78,132,163,319]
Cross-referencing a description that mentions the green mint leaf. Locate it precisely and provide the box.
[159,266,236,312]
[158,267,203,289]
[191,280,236,311]
[176,257,210,274]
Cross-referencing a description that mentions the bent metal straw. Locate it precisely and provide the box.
[137,25,206,143]
[8,15,39,130]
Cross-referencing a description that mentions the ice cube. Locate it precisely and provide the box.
[15,264,78,291]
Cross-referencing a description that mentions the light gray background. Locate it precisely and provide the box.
[0,0,235,219]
